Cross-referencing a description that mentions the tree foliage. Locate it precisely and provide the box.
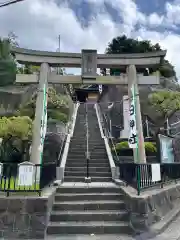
[0,116,32,163]
[106,35,177,80]
[148,91,180,118]
[0,116,32,140]
[16,87,73,123]
[0,37,16,86]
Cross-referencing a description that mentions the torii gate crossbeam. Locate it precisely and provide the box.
[11,47,166,165]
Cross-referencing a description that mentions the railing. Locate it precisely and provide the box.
[118,163,180,195]
[57,133,67,166]
[96,103,119,163]
[85,103,90,180]
[0,162,56,196]
[55,102,76,166]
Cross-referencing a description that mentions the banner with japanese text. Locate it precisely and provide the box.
[128,85,137,148]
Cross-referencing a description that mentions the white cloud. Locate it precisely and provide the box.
[0,0,180,79]
[148,13,164,26]
[166,1,180,25]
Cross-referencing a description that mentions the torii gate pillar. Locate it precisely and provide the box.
[127,65,146,163]
[30,63,50,165]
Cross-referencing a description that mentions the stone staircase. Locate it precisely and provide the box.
[46,103,133,237]
[47,183,133,236]
[64,103,112,182]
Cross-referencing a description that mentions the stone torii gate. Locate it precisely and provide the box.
[11,47,166,165]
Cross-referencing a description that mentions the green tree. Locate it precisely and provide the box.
[8,31,19,47]
[0,116,32,163]
[106,35,177,80]
[16,87,72,123]
[0,37,16,86]
[7,32,40,75]
[148,91,180,118]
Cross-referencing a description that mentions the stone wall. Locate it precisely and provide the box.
[120,183,180,234]
[99,85,124,138]
[0,187,56,239]
[0,85,37,110]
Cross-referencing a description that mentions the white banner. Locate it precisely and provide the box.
[128,85,137,148]
[99,85,102,94]
[40,84,47,150]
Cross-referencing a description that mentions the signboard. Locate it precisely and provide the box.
[158,134,174,163]
[0,163,3,176]
[128,85,137,148]
[151,164,161,182]
[81,49,97,78]
[106,68,110,75]
[18,162,34,186]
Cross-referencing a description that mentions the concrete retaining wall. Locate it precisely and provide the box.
[120,183,180,233]
[0,188,56,239]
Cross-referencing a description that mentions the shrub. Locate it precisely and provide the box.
[48,110,68,123]
[112,141,157,154]
[144,142,157,153]
[114,141,129,151]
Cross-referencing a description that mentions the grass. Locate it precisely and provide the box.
[0,177,40,192]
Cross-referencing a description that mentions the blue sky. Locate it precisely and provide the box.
[0,0,180,78]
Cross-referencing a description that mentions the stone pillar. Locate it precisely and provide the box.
[30,63,49,164]
[127,65,146,163]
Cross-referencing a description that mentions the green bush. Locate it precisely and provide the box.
[112,141,157,153]
[144,142,157,153]
[114,141,129,151]
[48,110,68,123]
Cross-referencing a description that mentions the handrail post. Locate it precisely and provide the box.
[85,102,91,183]
[146,116,150,139]
[136,164,141,195]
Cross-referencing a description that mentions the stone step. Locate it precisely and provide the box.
[66,159,108,163]
[64,176,112,182]
[54,193,123,201]
[56,186,121,194]
[65,162,110,168]
[68,149,106,153]
[66,159,109,163]
[47,221,132,235]
[68,146,106,151]
[50,210,128,222]
[68,149,107,153]
[64,171,111,177]
[68,150,107,155]
[69,144,105,149]
[52,200,125,211]
[66,157,108,161]
[69,146,106,151]
[71,137,102,140]
[65,167,111,173]
[66,157,109,162]
[70,141,104,145]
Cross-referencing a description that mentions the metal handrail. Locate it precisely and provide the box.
[97,103,119,162]
[57,103,76,165]
[85,103,90,179]
[57,132,67,166]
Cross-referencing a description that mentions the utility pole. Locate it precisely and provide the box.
[58,35,60,52]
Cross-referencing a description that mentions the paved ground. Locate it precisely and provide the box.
[46,214,180,240]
